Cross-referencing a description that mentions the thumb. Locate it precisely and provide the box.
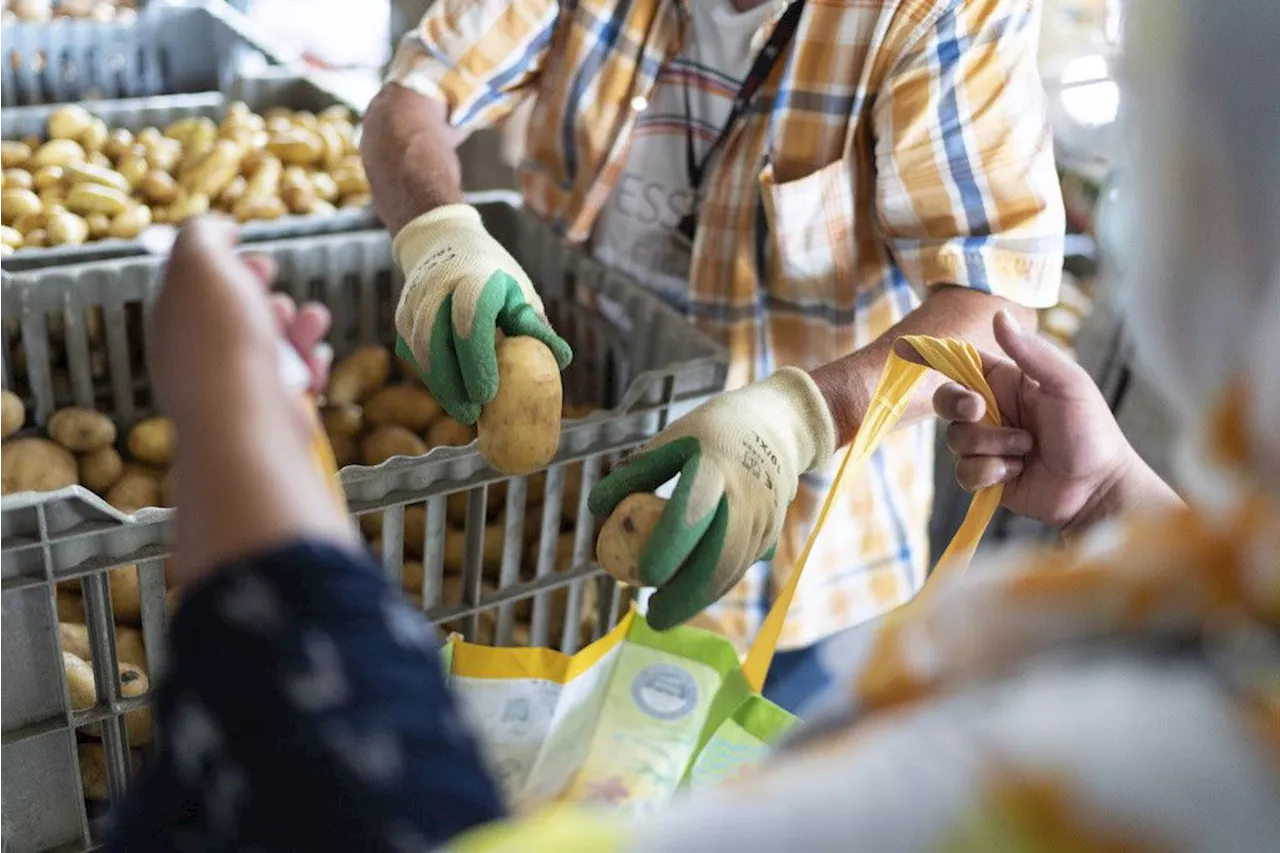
[993,310,1084,396]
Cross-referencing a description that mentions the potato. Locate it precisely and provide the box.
[78,741,143,802]
[0,224,21,250]
[477,337,562,474]
[61,621,147,672]
[309,198,337,216]
[361,426,427,466]
[47,210,90,246]
[127,417,176,465]
[328,432,357,468]
[1,140,31,169]
[106,471,161,513]
[143,139,182,173]
[118,663,153,746]
[326,345,391,405]
[179,139,242,199]
[280,180,316,215]
[117,155,150,190]
[232,195,285,222]
[67,183,130,217]
[215,174,247,209]
[86,212,112,239]
[1,389,24,438]
[56,590,85,622]
[168,191,210,222]
[31,138,86,169]
[316,122,347,171]
[1,438,77,494]
[340,192,373,209]
[23,227,48,248]
[79,118,110,154]
[64,162,130,195]
[1,188,41,224]
[426,417,475,448]
[164,116,217,147]
[361,504,428,559]
[267,128,324,166]
[320,404,363,438]
[108,565,142,625]
[596,493,666,586]
[441,524,506,576]
[78,446,124,494]
[139,169,178,204]
[332,164,369,197]
[310,171,340,203]
[3,168,33,191]
[401,560,425,593]
[102,127,135,161]
[48,407,116,452]
[63,651,97,711]
[364,385,442,432]
[109,204,152,239]
[48,105,94,140]
[319,105,354,124]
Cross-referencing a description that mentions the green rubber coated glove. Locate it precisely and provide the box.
[588,368,837,630]
[393,204,572,424]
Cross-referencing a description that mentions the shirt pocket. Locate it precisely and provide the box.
[759,158,858,306]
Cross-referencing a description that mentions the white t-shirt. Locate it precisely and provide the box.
[591,0,776,305]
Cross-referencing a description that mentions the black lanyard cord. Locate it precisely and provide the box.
[677,0,806,242]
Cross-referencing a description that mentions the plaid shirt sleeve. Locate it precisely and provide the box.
[873,0,1064,307]
[384,0,561,133]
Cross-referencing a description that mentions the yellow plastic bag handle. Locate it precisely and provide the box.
[741,336,1004,692]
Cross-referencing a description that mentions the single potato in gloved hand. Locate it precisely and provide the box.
[477,337,562,474]
[596,492,667,586]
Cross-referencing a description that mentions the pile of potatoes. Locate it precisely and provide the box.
[321,344,604,646]
[0,388,175,511]
[3,0,137,23]
[56,562,155,802]
[0,100,368,255]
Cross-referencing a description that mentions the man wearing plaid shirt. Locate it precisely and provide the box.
[363,0,1064,712]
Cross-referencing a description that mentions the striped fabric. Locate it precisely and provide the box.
[388,0,1065,651]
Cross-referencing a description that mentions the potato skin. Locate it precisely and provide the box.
[361,425,428,466]
[79,446,123,493]
[1,437,78,494]
[327,346,391,405]
[48,407,117,452]
[477,337,562,474]
[426,417,474,448]
[363,385,442,432]
[596,493,667,586]
[1,389,25,438]
[127,417,176,466]
[106,471,163,513]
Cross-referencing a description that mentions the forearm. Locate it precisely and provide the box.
[361,83,468,237]
[810,287,1036,447]
[1062,450,1184,540]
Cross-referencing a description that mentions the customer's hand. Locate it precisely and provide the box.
[393,204,572,423]
[588,369,837,630]
[149,216,354,586]
[897,311,1137,532]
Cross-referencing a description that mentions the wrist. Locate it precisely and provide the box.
[1062,449,1182,540]
[391,203,483,274]
[766,367,838,471]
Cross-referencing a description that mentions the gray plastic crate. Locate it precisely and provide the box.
[1,1,285,107]
[0,74,375,272]
[0,199,728,852]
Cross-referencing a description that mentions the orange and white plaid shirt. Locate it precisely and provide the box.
[388,0,1064,650]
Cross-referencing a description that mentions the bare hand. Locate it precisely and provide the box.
[896,311,1136,530]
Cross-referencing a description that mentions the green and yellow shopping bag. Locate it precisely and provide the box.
[442,336,1005,811]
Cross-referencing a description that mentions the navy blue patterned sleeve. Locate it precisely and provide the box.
[109,540,506,852]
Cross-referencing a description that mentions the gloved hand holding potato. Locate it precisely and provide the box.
[590,369,837,630]
[392,205,573,427]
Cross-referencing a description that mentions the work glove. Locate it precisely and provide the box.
[588,368,837,630]
[393,204,573,423]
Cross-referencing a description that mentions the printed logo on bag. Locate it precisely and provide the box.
[631,664,698,720]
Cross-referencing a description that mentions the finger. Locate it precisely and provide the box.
[452,270,508,405]
[587,439,692,518]
[401,295,479,423]
[268,293,297,331]
[289,303,331,353]
[945,422,1034,458]
[993,310,1087,396]
[241,253,277,289]
[500,302,574,370]
[934,383,986,423]
[645,495,730,631]
[954,455,1023,492]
